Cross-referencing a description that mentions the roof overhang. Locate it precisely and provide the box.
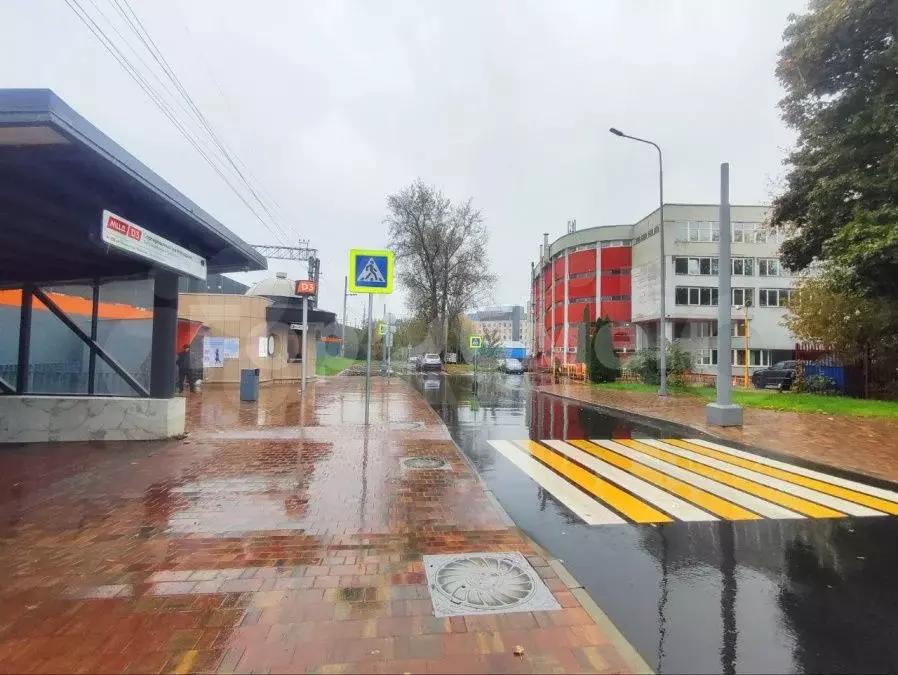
[0,89,267,286]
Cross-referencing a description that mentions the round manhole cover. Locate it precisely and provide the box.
[432,556,536,611]
[404,457,448,470]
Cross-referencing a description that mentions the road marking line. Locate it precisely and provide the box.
[680,438,898,515]
[174,650,198,675]
[590,440,804,520]
[647,440,885,518]
[544,440,718,522]
[566,439,761,521]
[570,439,762,521]
[487,440,626,525]
[617,440,845,519]
[514,440,673,524]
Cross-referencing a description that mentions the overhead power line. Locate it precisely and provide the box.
[63,0,296,246]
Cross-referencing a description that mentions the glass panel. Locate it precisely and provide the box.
[711,258,720,275]
[700,288,711,305]
[676,288,689,305]
[733,259,743,275]
[699,258,711,275]
[779,291,790,307]
[712,288,719,305]
[0,288,21,389]
[744,259,754,275]
[688,258,700,275]
[689,288,700,305]
[744,289,754,307]
[96,279,154,396]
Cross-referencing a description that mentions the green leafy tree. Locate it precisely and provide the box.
[666,341,693,388]
[770,0,898,297]
[784,275,898,395]
[588,317,620,383]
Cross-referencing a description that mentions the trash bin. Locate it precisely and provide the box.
[240,368,260,402]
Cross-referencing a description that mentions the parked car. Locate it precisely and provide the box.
[499,358,524,374]
[751,360,798,390]
[417,353,442,372]
[521,357,532,372]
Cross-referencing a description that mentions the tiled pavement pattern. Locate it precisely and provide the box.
[540,383,898,484]
[0,378,634,674]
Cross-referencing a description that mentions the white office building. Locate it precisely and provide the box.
[630,204,798,374]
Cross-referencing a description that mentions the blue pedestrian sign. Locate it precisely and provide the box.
[349,249,394,294]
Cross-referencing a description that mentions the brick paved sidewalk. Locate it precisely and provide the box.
[0,378,643,674]
[539,382,898,484]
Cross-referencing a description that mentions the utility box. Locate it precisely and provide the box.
[240,368,260,402]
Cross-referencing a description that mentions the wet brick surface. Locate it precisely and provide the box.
[540,382,898,483]
[0,378,632,673]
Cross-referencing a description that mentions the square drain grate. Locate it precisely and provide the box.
[400,456,451,471]
[422,551,560,617]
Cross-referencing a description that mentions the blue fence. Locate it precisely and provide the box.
[803,364,846,393]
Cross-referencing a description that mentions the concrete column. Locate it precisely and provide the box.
[563,250,569,364]
[550,260,555,364]
[150,272,179,398]
[595,246,602,320]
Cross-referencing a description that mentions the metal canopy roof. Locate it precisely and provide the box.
[0,89,267,286]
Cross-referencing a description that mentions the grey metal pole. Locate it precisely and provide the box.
[341,276,348,358]
[716,163,732,406]
[365,293,373,426]
[706,162,743,426]
[301,295,309,391]
[608,128,666,395]
[386,311,392,377]
[657,148,668,396]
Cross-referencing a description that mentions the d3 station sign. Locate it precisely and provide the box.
[101,210,206,280]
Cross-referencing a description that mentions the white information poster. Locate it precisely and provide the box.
[222,338,240,359]
[101,210,207,280]
[258,336,269,358]
[203,337,225,368]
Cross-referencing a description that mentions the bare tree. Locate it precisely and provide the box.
[386,180,496,351]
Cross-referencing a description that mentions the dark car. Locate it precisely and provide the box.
[752,360,799,390]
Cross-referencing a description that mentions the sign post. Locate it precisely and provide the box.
[470,335,482,383]
[295,280,318,392]
[349,249,395,425]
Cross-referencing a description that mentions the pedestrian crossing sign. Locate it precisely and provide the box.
[470,335,482,349]
[349,249,394,294]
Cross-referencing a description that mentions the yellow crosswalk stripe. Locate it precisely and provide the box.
[615,439,845,519]
[513,440,673,523]
[567,440,761,521]
[664,439,898,516]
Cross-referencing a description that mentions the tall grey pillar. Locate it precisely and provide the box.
[707,163,743,426]
[150,272,179,398]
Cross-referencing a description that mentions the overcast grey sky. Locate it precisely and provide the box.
[1,0,806,323]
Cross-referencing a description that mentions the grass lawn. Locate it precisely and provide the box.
[444,363,473,374]
[315,356,362,376]
[589,381,898,418]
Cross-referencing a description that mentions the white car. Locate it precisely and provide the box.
[500,358,524,374]
[417,353,442,372]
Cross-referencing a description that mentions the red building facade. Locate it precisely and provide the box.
[531,227,636,367]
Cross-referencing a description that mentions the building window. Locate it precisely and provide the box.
[732,222,766,244]
[674,256,719,276]
[603,268,631,276]
[758,259,787,276]
[600,240,631,248]
[676,221,720,243]
[732,288,754,307]
[759,288,793,307]
[677,321,718,339]
[675,286,719,306]
[695,348,718,365]
[731,320,749,337]
[569,271,596,279]
[600,295,631,302]
[732,349,771,367]
[731,258,754,276]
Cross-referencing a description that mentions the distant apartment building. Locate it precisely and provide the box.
[531,204,799,375]
[468,305,524,344]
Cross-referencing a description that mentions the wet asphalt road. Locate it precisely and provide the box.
[408,372,898,675]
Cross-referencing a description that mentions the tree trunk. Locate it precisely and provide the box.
[863,346,870,399]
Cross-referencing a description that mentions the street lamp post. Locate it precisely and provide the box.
[610,127,667,394]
